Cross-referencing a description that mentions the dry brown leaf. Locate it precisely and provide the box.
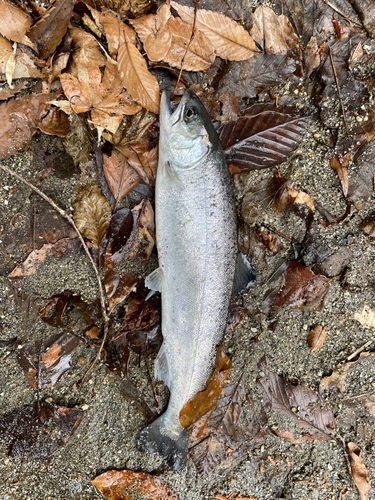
[72,182,111,248]
[163,17,215,70]
[68,27,106,79]
[54,60,141,136]
[288,188,315,211]
[171,1,256,61]
[89,9,135,58]
[91,470,180,500]
[304,37,320,78]
[102,148,140,206]
[306,325,326,352]
[180,347,232,429]
[330,157,348,197]
[128,199,155,264]
[0,36,43,81]
[353,304,375,330]
[0,79,27,100]
[118,25,160,114]
[5,40,16,86]
[27,0,73,59]
[0,0,35,48]
[348,443,371,500]
[8,238,79,278]
[0,92,47,160]
[250,6,298,54]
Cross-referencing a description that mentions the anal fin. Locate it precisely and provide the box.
[145,267,163,300]
[154,343,170,388]
[232,252,256,296]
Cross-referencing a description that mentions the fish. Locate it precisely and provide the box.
[136,89,255,470]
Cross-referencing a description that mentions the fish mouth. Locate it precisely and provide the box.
[160,90,172,126]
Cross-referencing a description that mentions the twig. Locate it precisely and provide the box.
[172,0,199,96]
[342,390,375,401]
[347,340,372,361]
[321,0,362,26]
[329,47,350,137]
[258,222,292,242]
[336,434,355,489]
[0,163,109,382]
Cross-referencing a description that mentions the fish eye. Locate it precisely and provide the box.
[184,106,198,122]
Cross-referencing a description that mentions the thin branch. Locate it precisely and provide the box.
[172,0,199,96]
[258,222,292,242]
[329,47,350,137]
[321,0,362,27]
[0,163,109,381]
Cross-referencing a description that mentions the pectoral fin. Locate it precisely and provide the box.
[232,252,256,296]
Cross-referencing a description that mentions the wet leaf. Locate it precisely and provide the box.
[0,0,35,48]
[101,207,134,255]
[27,0,73,59]
[101,334,130,378]
[272,260,330,311]
[116,282,160,334]
[128,199,155,266]
[105,270,139,314]
[102,147,140,207]
[348,442,371,500]
[351,0,375,38]
[250,6,299,55]
[320,352,374,395]
[73,182,111,248]
[258,356,336,443]
[353,304,375,330]
[255,229,280,255]
[189,375,268,477]
[0,92,48,160]
[171,1,257,61]
[225,302,248,334]
[306,325,327,352]
[0,401,83,459]
[180,347,232,429]
[8,238,80,278]
[218,108,309,172]
[118,25,160,114]
[16,333,80,389]
[39,291,101,332]
[91,470,180,500]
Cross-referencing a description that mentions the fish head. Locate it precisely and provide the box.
[160,89,219,170]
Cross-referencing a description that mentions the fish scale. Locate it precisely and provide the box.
[136,89,252,471]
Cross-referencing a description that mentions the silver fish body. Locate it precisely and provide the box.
[137,90,238,470]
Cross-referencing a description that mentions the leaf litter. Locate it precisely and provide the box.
[0,0,375,497]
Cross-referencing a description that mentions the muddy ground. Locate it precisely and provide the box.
[1,0,375,499]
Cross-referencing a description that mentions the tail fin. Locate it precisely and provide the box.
[136,416,189,471]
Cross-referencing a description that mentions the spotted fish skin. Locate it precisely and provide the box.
[136,89,237,470]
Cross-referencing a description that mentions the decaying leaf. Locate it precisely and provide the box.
[320,352,374,395]
[353,304,375,330]
[218,107,309,173]
[62,113,91,166]
[38,108,70,137]
[189,375,268,477]
[91,470,180,500]
[225,302,248,334]
[0,402,83,459]
[348,442,371,500]
[306,325,327,352]
[358,213,375,238]
[272,260,330,311]
[116,282,160,334]
[128,199,155,265]
[102,147,141,207]
[8,238,80,278]
[171,1,257,61]
[16,332,80,389]
[180,347,232,428]
[0,0,35,48]
[105,269,139,314]
[27,0,73,59]
[73,182,111,248]
[118,25,160,114]
[0,92,48,160]
[330,156,348,197]
[258,356,336,443]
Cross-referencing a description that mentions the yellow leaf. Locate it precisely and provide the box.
[117,25,160,114]
[171,0,256,61]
